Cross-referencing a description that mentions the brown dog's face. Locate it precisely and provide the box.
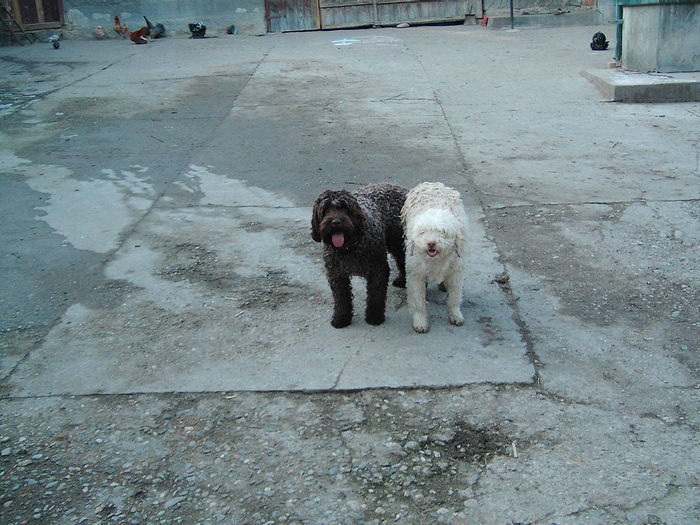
[311,190,365,249]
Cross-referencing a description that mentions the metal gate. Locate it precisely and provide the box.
[268,0,467,31]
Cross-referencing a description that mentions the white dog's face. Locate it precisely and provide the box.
[411,228,455,258]
[408,209,460,259]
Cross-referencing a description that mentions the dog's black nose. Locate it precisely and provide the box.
[332,218,341,226]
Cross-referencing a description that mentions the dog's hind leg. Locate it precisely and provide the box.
[388,239,406,288]
[444,269,465,327]
[329,273,353,328]
[407,274,429,333]
[364,264,389,325]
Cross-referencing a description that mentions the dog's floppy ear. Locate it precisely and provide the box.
[311,199,323,242]
[311,191,331,242]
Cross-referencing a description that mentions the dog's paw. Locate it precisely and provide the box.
[365,313,385,325]
[331,315,352,328]
[412,313,429,333]
[448,311,464,326]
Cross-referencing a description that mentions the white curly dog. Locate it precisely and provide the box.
[401,182,467,333]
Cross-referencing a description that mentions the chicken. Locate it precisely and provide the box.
[93,26,107,39]
[128,26,149,44]
[113,16,128,38]
[144,16,166,38]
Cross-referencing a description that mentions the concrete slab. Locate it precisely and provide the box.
[583,68,700,102]
[5,167,532,396]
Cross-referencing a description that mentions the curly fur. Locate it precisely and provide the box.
[311,183,408,328]
[401,182,467,333]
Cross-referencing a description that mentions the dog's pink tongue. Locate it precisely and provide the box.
[332,232,345,248]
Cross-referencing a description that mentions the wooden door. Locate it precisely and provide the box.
[10,0,64,29]
[267,0,321,31]
[320,0,467,29]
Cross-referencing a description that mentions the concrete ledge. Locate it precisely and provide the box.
[485,10,604,29]
[582,68,700,102]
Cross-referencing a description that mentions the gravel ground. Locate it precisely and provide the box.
[3,384,700,524]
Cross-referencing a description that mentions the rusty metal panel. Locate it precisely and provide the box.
[268,0,321,31]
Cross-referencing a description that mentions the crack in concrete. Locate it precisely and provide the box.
[331,351,357,390]
[483,197,700,211]
[415,53,543,389]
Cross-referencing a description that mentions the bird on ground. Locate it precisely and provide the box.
[113,16,128,38]
[144,16,166,38]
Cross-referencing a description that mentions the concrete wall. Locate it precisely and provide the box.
[622,3,700,72]
[482,0,587,15]
[63,0,267,37]
[597,0,617,20]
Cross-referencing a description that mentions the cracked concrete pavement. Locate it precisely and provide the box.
[1,24,699,524]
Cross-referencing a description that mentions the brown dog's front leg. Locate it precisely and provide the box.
[364,264,389,325]
[329,273,353,328]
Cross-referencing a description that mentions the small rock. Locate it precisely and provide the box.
[397,23,410,28]
[164,496,186,509]
[404,441,419,451]
[430,429,455,443]
[1,448,10,456]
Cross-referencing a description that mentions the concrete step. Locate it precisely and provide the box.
[484,10,605,29]
[583,68,700,103]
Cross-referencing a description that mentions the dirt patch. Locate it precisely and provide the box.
[445,422,509,463]
[488,203,699,324]
[82,279,139,310]
[237,269,318,311]
[156,241,320,311]
[157,242,226,286]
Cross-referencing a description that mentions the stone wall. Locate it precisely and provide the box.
[63,0,267,38]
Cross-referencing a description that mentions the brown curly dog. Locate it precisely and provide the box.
[311,183,408,328]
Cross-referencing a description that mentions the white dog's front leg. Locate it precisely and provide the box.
[445,268,464,327]
[407,274,429,333]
